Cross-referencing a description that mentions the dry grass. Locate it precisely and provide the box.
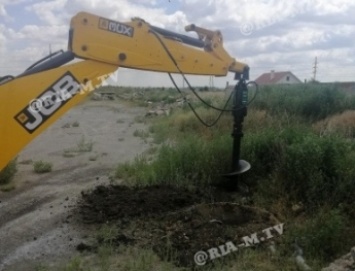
[244,109,274,132]
[313,110,355,137]
[166,108,232,139]
[165,109,278,139]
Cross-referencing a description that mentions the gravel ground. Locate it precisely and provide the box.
[0,100,150,271]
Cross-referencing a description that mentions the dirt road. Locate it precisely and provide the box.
[0,100,149,271]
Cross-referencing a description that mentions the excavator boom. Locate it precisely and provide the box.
[69,12,249,76]
[0,12,249,171]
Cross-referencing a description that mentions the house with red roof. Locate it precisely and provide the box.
[255,70,302,85]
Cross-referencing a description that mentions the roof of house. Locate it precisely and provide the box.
[255,71,301,85]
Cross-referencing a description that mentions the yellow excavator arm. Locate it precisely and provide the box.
[0,12,249,171]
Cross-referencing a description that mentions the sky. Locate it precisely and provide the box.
[0,0,354,87]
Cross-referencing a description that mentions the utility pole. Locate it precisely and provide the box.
[312,56,318,82]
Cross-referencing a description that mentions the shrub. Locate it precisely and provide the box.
[133,129,150,139]
[252,84,354,121]
[243,127,355,208]
[72,121,80,127]
[278,134,354,206]
[33,161,53,173]
[116,135,232,187]
[285,209,350,260]
[0,159,17,185]
[76,137,94,152]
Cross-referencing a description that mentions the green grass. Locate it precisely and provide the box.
[252,84,355,121]
[113,85,355,270]
[89,155,99,162]
[283,208,350,261]
[116,134,233,187]
[0,159,17,185]
[62,257,83,271]
[96,224,119,245]
[63,137,94,156]
[0,183,16,192]
[58,246,183,271]
[72,121,80,127]
[33,161,53,173]
[76,137,94,152]
[133,129,150,139]
[120,247,178,271]
[34,265,50,271]
[148,107,232,144]
[243,127,355,210]
[59,242,320,271]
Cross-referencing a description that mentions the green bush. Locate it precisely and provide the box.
[0,159,17,185]
[118,122,355,209]
[242,127,355,208]
[279,135,354,206]
[242,129,282,179]
[252,84,354,121]
[285,209,349,260]
[33,161,53,173]
[116,135,232,187]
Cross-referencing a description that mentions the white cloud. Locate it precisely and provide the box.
[61,0,189,30]
[0,0,354,84]
[27,0,68,25]
[0,4,7,17]
[0,23,5,41]
[1,0,30,20]
[0,25,6,61]
[18,24,67,43]
[313,0,355,14]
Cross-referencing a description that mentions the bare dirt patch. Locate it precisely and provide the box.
[0,100,150,271]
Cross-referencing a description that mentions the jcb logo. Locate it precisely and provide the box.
[99,18,134,37]
[15,72,80,133]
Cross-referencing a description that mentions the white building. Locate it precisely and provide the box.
[255,70,302,86]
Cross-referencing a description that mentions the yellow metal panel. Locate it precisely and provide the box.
[0,60,117,171]
[69,12,247,75]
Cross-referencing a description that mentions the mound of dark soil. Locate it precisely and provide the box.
[79,185,208,223]
[78,185,281,268]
